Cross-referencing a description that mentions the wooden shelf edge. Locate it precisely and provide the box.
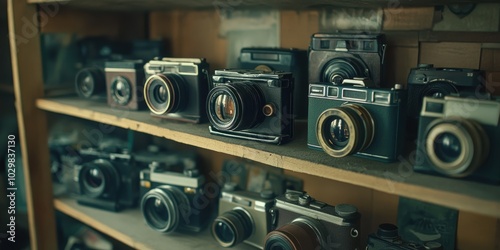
[39,98,500,218]
[54,199,138,249]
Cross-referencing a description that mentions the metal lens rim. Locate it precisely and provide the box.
[75,69,95,98]
[144,74,177,115]
[316,108,359,158]
[111,76,132,105]
[79,159,119,199]
[207,86,241,130]
[141,187,179,233]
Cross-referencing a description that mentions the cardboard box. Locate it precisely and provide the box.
[419,42,481,69]
[485,71,500,96]
[385,47,419,86]
[480,49,500,71]
[383,7,435,31]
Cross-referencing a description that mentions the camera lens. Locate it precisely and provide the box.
[75,67,105,98]
[207,83,264,131]
[322,58,368,85]
[425,118,489,177]
[111,76,132,105]
[141,185,190,233]
[144,74,186,115]
[212,209,253,247]
[316,105,374,158]
[264,218,324,250]
[79,159,119,199]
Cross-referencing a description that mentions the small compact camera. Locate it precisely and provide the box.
[105,59,146,110]
[264,190,361,250]
[207,69,294,144]
[240,47,308,119]
[415,95,500,184]
[407,64,485,134]
[143,57,210,123]
[75,60,107,99]
[73,147,139,212]
[307,82,407,162]
[212,186,275,248]
[140,155,210,233]
[309,32,386,87]
[367,223,443,250]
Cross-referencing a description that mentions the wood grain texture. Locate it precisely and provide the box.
[37,97,500,218]
[28,0,500,10]
[54,197,256,250]
[419,42,482,69]
[7,0,57,249]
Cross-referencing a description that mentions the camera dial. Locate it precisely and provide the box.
[322,57,369,85]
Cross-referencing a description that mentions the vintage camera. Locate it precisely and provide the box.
[407,64,485,134]
[307,82,407,162]
[105,59,146,110]
[309,32,386,87]
[264,190,361,250]
[415,95,500,184]
[207,69,294,144]
[140,155,210,233]
[143,57,210,123]
[75,60,106,99]
[212,185,274,248]
[367,223,443,250]
[74,147,139,212]
[240,47,308,119]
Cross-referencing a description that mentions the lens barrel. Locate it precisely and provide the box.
[322,58,367,85]
[75,67,106,98]
[110,76,132,105]
[79,159,119,199]
[212,209,253,247]
[264,218,324,250]
[144,73,186,115]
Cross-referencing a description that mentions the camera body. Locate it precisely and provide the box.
[265,190,361,250]
[140,155,209,233]
[240,47,308,119]
[75,60,107,99]
[212,189,275,248]
[415,96,500,184]
[309,33,386,87]
[143,57,210,123]
[207,69,294,145]
[367,223,443,250]
[307,82,407,162]
[105,59,146,110]
[73,147,139,212]
[407,64,485,134]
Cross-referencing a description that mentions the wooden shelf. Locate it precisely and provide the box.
[28,0,500,10]
[54,197,255,250]
[38,97,500,218]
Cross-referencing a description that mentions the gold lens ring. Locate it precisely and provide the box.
[342,104,375,152]
[316,107,361,158]
[144,74,175,115]
[254,65,273,72]
[425,117,488,177]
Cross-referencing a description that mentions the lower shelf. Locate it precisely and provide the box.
[54,197,256,250]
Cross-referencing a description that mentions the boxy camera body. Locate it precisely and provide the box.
[212,190,275,249]
[140,157,210,233]
[240,47,308,119]
[143,57,210,123]
[264,190,361,250]
[105,60,146,110]
[207,69,294,144]
[309,33,386,87]
[74,147,139,212]
[307,83,407,162]
[415,96,500,184]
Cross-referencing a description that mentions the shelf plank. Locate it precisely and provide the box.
[54,197,256,250]
[38,97,500,218]
[28,0,500,10]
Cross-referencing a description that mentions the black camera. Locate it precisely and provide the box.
[75,60,106,99]
[140,155,210,233]
[309,33,386,87]
[240,47,308,119]
[264,190,361,250]
[143,57,210,123]
[415,96,500,184]
[212,187,275,248]
[73,147,139,212]
[207,69,294,145]
[367,223,443,250]
[105,59,146,110]
[407,64,485,134]
[307,82,407,162]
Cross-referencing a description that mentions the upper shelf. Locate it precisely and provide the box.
[28,0,500,10]
[37,97,500,218]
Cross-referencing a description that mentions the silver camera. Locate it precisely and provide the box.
[212,187,275,248]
